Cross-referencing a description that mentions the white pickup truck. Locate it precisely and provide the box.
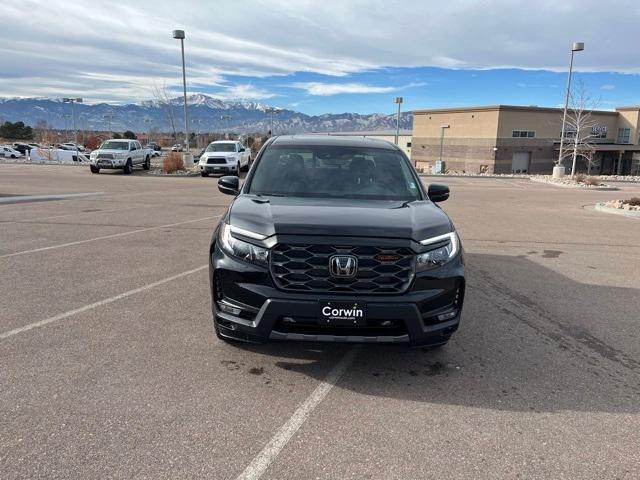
[198,140,251,177]
[89,139,151,174]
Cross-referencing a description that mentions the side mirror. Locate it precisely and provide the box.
[428,184,450,202]
[239,147,245,152]
[218,175,240,196]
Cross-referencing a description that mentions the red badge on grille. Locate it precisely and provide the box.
[374,254,402,262]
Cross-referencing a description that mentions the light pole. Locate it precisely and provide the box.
[394,97,403,145]
[104,114,114,136]
[221,115,232,138]
[439,124,450,166]
[63,98,83,161]
[557,42,584,177]
[144,118,152,144]
[266,108,278,136]
[192,118,202,149]
[173,29,190,156]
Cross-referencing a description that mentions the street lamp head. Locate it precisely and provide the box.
[571,42,584,52]
[394,97,403,104]
[62,98,70,103]
[76,98,83,103]
[441,124,450,129]
[172,29,185,39]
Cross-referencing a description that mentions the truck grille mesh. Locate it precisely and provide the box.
[207,157,227,164]
[270,244,414,294]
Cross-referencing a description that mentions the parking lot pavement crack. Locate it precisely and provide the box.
[469,266,640,374]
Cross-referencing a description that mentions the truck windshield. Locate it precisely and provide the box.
[101,141,129,150]
[206,143,236,152]
[248,145,422,201]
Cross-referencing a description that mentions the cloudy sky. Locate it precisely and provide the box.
[2,0,639,114]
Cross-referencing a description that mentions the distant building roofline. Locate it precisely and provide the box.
[412,104,619,115]
[320,130,412,136]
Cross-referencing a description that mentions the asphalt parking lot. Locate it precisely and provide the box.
[1,164,639,479]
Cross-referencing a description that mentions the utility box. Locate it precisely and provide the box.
[431,161,446,174]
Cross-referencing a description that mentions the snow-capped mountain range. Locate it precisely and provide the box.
[0,94,412,134]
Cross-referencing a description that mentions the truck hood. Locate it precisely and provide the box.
[228,195,453,242]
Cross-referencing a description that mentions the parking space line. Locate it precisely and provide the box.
[0,265,208,340]
[492,178,526,189]
[0,215,221,259]
[235,345,361,480]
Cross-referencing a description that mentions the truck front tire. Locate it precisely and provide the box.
[123,160,133,174]
[90,165,100,174]
[143,156,150,170]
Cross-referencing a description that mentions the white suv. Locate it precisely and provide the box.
[89,139,151,174]
[198,141,251,177]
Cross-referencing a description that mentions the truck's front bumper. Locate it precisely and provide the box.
[200,164,237,174]
[209,244,465,347]
[91,159,125,169]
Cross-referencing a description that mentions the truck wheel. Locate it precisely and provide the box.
[90,165,100,174]
[143,156,150,170]
[123,160,133,174]
[201,172,209,177]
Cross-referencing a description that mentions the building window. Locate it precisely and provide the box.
[512,130,535,138]
[406,142,412,147]
[617,128,631,144]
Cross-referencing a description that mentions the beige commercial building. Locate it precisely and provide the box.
[411,105,640,175]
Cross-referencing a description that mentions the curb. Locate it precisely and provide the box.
[529,178,619,191]
[595,203,640,218]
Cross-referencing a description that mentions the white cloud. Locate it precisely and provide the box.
[290,82,397,96]
[0,0,639,102]
[600,84,616,90]
[220,84,277,100]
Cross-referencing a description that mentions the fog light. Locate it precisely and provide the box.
[218,301,242,316]
[436,309,458,321]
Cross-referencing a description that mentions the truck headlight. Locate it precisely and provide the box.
[416,232,459,271]
[219,223,269,266]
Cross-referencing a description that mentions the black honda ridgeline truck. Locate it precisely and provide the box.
[209,135,464,347]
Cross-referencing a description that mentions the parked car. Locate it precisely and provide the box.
[145,143,161,157]
[58,142,86,152]
[88,139,151,174]
[193,148,206,161]
[12,143,33,155]
[209,135,465,347]
[171,144,183,152]
[198,140,251,177]
[28,147,89,162]
[1,145,23,158]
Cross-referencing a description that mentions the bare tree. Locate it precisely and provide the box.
[560,82,601,176]
[150,82,177,140]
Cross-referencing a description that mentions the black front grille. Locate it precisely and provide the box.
[270,244,414,294]
[207,157,227,164]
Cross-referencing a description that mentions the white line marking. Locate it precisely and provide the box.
[0,265,208,340]
[235,346,361,480]
[492,178,526,189]
[0,215,220,259]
